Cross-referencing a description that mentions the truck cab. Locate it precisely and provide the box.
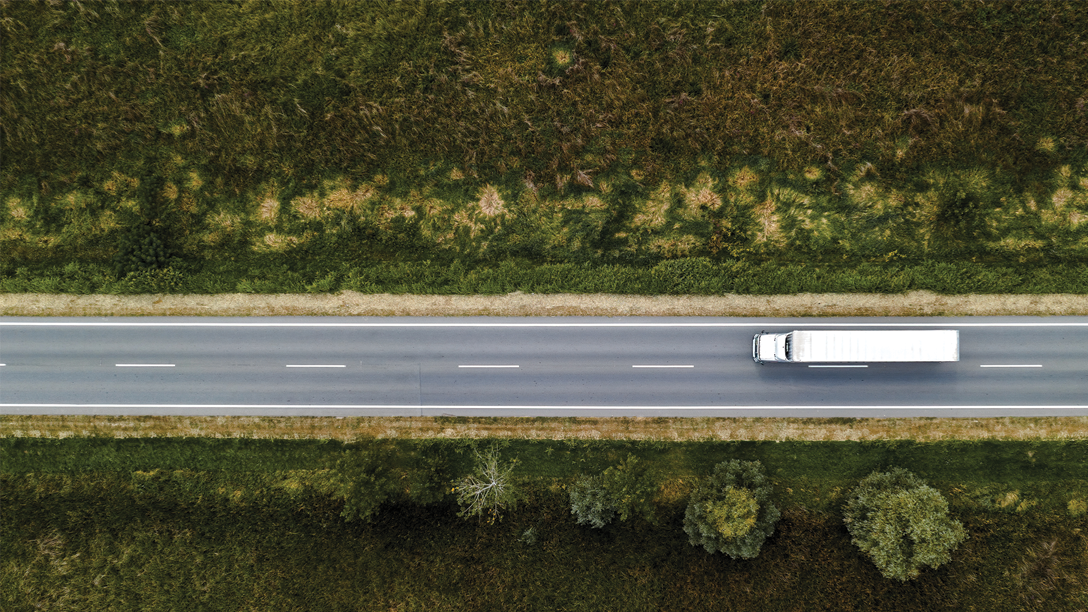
[752,332,789,364]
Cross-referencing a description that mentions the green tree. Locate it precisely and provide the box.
[843,467,968,581]
[113,220,172,278]
[684,460,780,559]
[705,486,760,540]
[454,445,519,523]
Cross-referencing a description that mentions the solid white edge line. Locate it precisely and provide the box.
[459,365,519,368]
[2,403,1087,410]
[115,364,175,367]
[808,365,868,368]
[632,365,695,368]
[3,322,1088,327]
[980,364,1042,368]
[286,365,346,368]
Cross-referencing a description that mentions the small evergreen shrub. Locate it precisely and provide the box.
[684,460,780,559]
[843,467,968,581]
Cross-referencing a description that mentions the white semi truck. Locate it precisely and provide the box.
[752,330,959,364]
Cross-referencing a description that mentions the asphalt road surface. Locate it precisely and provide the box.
[1,316,1086,417]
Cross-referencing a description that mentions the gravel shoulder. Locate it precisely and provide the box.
[2,290,1088,317]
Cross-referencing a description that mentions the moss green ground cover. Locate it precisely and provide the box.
[2,437,1086,610]
[3,1,1087,293]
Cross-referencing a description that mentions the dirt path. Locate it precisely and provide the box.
[2,290,1088,317]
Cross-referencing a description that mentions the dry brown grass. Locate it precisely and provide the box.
[3,291,1087,317]
[2,415,1085,441]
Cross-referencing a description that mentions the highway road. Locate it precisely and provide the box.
[1,316,1086,417]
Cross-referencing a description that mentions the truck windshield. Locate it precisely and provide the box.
[784,334,792,359]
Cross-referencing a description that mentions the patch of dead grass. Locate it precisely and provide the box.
[754,197,784,245]
[477,184,505,217]
[2,291,1088,317]
[1,415,1085,442]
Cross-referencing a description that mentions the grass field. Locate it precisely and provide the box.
[2,435,1086,611]
[2,1,1087,293]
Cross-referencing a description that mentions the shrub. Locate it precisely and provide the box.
[599,454,658,524]
[405,445,454,506]
[684,460,780,559]
[569,454,658,528]
[843,467,968,581]
[330,449,399,523]
[569,474,617,529]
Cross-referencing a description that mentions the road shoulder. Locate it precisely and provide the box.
[2,290,1088,317]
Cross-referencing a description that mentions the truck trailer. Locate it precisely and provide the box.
[752,330,959,364]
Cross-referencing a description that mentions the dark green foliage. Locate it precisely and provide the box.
[684,459,780,559]
[600,454,658,524]
[2,1,1087,295]
[569,454,657,528]
[843,467,969,581]
[405,443,455,506]
[331,447,399,523]
[112,221,172,277]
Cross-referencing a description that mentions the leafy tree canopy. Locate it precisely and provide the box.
[844,467,969,581]
[705,486,759,540]
[684,459,780,559]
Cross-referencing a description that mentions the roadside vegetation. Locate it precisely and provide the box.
[2,436,1086,610]
[4,415,1088,442]
[3,1,1087,294]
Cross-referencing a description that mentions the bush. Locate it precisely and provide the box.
[843,467,969,581]
[331,448,399,523]
[600,454,658,524]
[684,460,780,559]
[569,475,617,529]
[569,454,658,528]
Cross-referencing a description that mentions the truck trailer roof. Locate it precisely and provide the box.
[790,330,959,362]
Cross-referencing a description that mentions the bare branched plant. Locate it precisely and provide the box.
[454,445,519,522]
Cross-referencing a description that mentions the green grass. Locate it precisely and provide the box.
[3,257,1088,295]
[2,437,1087,610]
